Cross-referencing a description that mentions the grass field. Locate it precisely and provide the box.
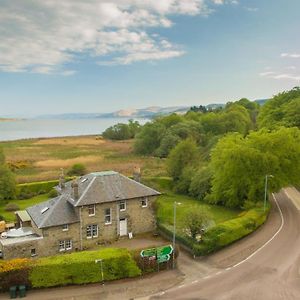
[144,177,241,233]
[0,136,167,183]
[0,194,49,222]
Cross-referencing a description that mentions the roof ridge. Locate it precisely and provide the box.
[74,176,96,207]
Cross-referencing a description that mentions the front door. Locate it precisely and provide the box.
[119,218,127,236]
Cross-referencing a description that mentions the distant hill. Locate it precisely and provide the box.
[35,99,268,120]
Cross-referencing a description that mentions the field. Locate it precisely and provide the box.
[0,194,49,222]
[0,136,167,183]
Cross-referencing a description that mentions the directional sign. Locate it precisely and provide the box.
[157,254,171,263]
[140,247,156,258]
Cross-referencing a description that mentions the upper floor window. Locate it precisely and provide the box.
[119,200,126,211]
[104,208,112,225]
[88,205,95,216]
[141,197,148,208]
[62,224,69,231]
[86,224,98,238]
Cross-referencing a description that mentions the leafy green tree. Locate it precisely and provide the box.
[0,164,16,201]
[167,139,199,181]
[102,123,131,140]
[183,206,210,240]
[67,163,86,176]
[207,127,300,208]
[189,166,212,200]
[0,148,5,165]
[134,122,166,155]
[258,87,300,129]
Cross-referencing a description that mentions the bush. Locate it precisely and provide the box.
[17,180,60,199]
[29,248,141,288]
[48,189,58,198]
[4,203,20,212]
[0,258,32,291]
[0,165,16,201]
[67,164,86,176]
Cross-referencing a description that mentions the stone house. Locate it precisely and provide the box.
[0,171,160,260]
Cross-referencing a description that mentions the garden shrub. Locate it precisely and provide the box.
[17,180,59,199]
[29,248,141,288]
[0,258,32,291]
[48,189,58,198]
[67,164,86,176]
[4,203,20,212]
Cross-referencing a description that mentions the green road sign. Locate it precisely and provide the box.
[140,247,156,258]
[156,245,173,257]
[157,254,171,263]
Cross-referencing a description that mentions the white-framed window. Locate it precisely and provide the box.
[88,205,95,216]
[31,248,36,257]
[65,240,72,250]
[59,240,65,252]
[62,224,69,231]
[141,197,148,208]
[104,208,112,224]
[86,224,98,238]
[119,200,126,211]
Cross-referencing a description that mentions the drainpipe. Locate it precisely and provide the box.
[79,207,83,251]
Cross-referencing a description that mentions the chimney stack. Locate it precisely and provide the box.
[71,180,79,200]
[59,168,65,189]
[133,166,141,183]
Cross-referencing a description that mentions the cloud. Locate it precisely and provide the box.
[245,7,258,12]
[281,53,300,58]
[1,0,228,75]
[260,71,300,81]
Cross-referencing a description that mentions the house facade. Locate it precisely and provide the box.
[0,171,160,260]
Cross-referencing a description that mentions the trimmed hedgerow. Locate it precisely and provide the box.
[158,205,270,257]
[0,258,32,292]
[29,248,141,288]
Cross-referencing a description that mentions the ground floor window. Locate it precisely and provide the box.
[59,239,72,251]
[31,248,36,257]
[86,224,98,238]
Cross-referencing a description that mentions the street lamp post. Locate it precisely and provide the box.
[264,175,274,212]
[95,259,104,285]
[172,201,181,269]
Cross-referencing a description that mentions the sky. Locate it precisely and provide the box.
[0,0,300,116]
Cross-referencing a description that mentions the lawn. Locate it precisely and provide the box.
[0,136,167,183]
[0,194,49,222]
[144,177,241,232]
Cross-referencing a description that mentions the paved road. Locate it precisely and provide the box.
[153,190,300,300]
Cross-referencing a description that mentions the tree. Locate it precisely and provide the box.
[189,166,212,200]
[258,87,300,129]
[0,148,5,165]
[183,207,210,240]
[167,139,199,181]
[67,163,86,176]
[102,123,131,140]
[207,127,300,208]
[134,122,166,155]
[0,164,16,201]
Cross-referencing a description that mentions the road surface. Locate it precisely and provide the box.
[152,190,300,300]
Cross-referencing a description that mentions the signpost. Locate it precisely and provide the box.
[140,245,173,263]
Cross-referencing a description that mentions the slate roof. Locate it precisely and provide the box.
[62,171,161,207]
[27,171,160,229]
[27,195,79,229]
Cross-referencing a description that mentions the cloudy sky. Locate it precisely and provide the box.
[1,0,300,116]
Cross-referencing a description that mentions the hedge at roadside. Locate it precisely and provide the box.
[16,177,74,199]
[0,248,141,291]
[158,205,270,257]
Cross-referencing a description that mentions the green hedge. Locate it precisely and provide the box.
[29,248,141,288]
[17,177,74,199]
[158,205,270,257]
[0,248,141,290]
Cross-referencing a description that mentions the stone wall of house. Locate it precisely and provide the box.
[127,196,156,234]
[1,238,42,260]
[39,222,81,257]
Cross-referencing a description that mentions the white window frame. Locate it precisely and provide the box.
[88,205,95,216]
[62,224,69,231]
[59,240,66,252]
[104,208,112,225]
[31,248,36,257]
[86,224,98,239]
[65,240,72,250]
[119,200,126,212]
[141,197,148,208]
